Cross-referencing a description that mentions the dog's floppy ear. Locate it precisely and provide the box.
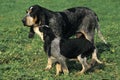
[28,27,35,38]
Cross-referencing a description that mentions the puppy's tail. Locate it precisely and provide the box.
[96,23,107,44]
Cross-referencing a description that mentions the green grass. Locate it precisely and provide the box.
[0,0,120,79]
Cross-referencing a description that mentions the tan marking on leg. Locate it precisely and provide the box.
[58,57,69,74]
[77,55,91,74]
[56,63,62,76]
[45,57,57,70]
[45,57,52,70]
[62,67,69,74]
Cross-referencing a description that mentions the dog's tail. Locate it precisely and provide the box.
[96,23,107,44]
[95,15,107,44]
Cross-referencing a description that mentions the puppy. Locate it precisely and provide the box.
[40,25,102,75]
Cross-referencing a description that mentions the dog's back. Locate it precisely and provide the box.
[60,37,95,58]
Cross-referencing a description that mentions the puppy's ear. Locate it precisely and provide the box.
[28,27,35,38]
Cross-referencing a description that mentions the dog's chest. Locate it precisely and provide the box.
[50,38,61,57]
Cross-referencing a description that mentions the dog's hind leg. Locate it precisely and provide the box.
[90,48,103,66]
[77,55,91,74]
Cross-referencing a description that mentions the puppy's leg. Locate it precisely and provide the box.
[91,48,103,66]
[57,56,69,75]
[77,55,91,74]
[45,57,52,70]
[56,63,62,76]
[45,57,57,70]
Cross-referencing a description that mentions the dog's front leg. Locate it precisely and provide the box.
[59,58,69,75]
[45,57,52,70]
[55,55,69,75]
[45,56,57,70]
[51,38,69,75]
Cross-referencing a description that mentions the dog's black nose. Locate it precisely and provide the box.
[22,18,26,26]
[22,18,25,23]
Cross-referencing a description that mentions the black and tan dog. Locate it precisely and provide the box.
[22,5,107,43]
[22,5,106,70]
[39,25,102,75]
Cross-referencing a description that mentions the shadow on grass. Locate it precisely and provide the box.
[88,63,105,73]
[67,60,106,74]
[96,42,112,53]
[66,60,105,75]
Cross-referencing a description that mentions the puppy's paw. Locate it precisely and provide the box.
[44,66,52,71]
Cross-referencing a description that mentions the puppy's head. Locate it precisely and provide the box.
[39,25,50,33]
[22,5,44,27]
[39,25,55,40]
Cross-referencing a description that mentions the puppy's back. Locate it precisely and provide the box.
[60,38,95,58]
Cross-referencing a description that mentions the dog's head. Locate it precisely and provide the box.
[22,5,44,27]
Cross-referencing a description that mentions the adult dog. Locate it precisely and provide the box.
[39,25,102,75]
[22,5,106,70]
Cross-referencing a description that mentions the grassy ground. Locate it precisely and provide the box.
[0,0,120,80]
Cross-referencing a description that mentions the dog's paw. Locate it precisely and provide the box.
[44,66,52,71]
[75,71,84,76]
